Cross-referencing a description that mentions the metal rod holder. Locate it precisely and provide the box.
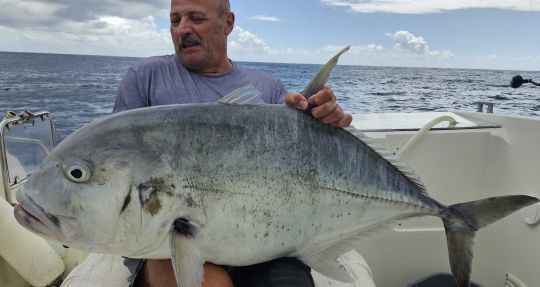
[476,102,494,113]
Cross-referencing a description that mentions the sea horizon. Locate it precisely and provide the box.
[1,50,535,73]
[1,51,538,141]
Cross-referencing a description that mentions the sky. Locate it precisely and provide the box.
[2,0,540,70]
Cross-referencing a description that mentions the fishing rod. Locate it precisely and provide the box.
[510,75,540,88]
[512,0,540,89]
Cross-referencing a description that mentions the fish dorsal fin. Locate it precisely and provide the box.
[344,126,428,194]
[218,84,265,105]
[302,45,350,99]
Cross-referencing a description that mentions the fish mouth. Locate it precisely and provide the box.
[14,193,69,242]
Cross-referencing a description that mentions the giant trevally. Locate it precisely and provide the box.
[13,47,539,287]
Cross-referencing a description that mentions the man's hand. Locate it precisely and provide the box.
[285,86,352,128]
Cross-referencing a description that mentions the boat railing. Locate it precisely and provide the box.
[0,111,56,203]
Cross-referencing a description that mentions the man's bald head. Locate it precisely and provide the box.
[218,0,230,16]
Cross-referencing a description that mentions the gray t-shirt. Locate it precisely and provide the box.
[113,55,288,112]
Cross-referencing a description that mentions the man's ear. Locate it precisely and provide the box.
[225,12,235,35]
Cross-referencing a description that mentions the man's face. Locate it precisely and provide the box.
[170,0,234,74]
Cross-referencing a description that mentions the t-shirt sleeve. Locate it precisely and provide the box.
[274,78,288,104]
[113,68,148,113]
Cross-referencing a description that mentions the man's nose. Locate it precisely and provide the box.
[176,18,193,35]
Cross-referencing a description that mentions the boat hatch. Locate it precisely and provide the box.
[351,112,501,132]
[0,111,56,204]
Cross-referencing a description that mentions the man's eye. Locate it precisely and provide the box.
[171,18,180,26]
[190,16,207,24]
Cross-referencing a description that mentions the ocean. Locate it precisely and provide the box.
[0,51,539,141]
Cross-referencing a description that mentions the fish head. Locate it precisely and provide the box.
[14,114,180,256]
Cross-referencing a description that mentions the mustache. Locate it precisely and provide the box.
[178,36,203,49]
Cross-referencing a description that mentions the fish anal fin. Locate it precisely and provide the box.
[337,250,376,287]
[296,224,386,283]
[170,219,204,287]
[300,246,355,283]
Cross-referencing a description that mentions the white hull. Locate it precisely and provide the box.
[353,111,540,286]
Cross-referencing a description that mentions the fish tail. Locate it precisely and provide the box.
[442,195,539,287]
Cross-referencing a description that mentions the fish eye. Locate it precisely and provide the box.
[64,160,93,183]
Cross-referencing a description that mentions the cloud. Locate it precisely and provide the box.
[71,16,171,50]
[0,0,169,29]
[227,26,455,65]
[0,15,171,57]
[319,44,385,58]
[51,0,169,21]
[247,15,282,22]
[320,0,536,14]
[385,31,454,59]
[228,26,275,54]
[318,31,453,63]
[0,0,63,28]
[0,0,171,56]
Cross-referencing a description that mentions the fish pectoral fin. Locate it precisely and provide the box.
[299,246,355,283]
[170,219,204,287]
[218,84,265,105]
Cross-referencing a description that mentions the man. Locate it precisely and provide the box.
[113,0,351,127]
[63,0,352,286]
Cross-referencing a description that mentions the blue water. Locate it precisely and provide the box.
[1,51,539,140]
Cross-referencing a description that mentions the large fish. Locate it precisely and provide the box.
[13,47,539,287]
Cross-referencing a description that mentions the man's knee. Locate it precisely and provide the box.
[202,263,234,287]
[135,260,233,287]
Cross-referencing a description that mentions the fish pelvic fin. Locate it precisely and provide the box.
[443,195,539,287]
[170,218,204,287]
